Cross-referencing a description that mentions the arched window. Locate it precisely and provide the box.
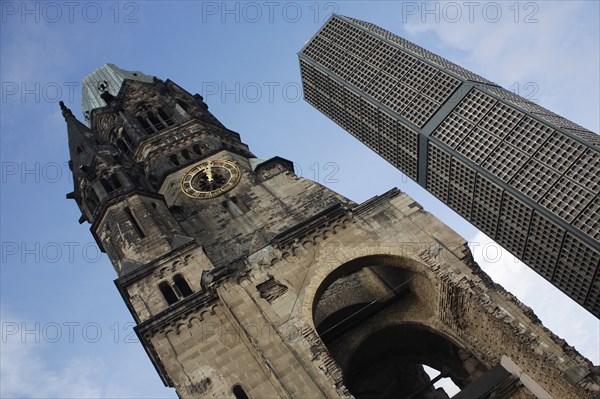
[147,111,165,131]
[181,149,191,161]
[173,274,193,298]
[137,115,154,134]
[232,385,250,399]
[169,154,180,166]
[176,100,190,114]
[100,174,122,194]
[85,186,99,210]
[157,107,174,126]
[192,144,202,155]
[159,282,178,305]
[124,206,146,238]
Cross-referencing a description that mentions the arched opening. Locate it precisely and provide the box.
[173,274,193,298]
[147,111,165,131]
[169,154,180,166]
[311,255,485,399]
[159,282,178,305]
[232,384,250,399]
[137,115,153,134]
[157,107,174,126]
[341,325,468,398]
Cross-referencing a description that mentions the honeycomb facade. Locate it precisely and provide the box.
[299,15,600,318]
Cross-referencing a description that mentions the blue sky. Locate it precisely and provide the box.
[1,1,598,397]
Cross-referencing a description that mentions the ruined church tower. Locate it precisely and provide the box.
[62,62,598,398]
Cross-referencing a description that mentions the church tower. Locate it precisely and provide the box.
[63,63,599,398]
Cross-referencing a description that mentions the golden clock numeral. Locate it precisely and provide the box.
[181,159,241,199]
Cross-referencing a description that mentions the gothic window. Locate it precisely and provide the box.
[85,186,100,210]
[159,282,178,305]
[159,275,194,306]
[176,99,190,114]
[157,107,174,126]
[100,174,122,194]
[137,115,154,134]
[173,274,193,298]
[181,149,191,161]
[147,111,166,131]
[124,206,146,238]
[232,385,250,399]
[135,105,175,134]
[193,144,202,155]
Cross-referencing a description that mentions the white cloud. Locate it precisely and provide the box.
[1,327,105,398]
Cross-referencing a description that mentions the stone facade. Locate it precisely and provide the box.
[63,64,599,398]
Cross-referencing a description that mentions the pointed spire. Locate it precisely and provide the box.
[60,101,101,177]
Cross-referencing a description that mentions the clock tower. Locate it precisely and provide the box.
[63,64,599,398]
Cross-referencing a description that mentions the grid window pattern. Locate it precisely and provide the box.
[379,110,397,164]
[472,174,503,234]
[534,132,586,173]
[401,61,437,92]
[541,177,594,223]
[454,89,497,124]
[345,16,495,85]
[348,61,381,91]
[364,72,398,101]
[302,34,331,64]
[365,42,399,70]
[396,121,419,180]
[432,113,473,149]
[482,142,528,183]
[554,234,599,304]
[303,18,461,129]
[478,102,524,139]
[334,51,361,81]
[404,94,440,127]
[565,149,600,194]
[573,198,600,241]
[381,51,418,80]
[510,159,560,202]
[455,127,502,165]
[524,213,563,280]
[588,276,600,316]
[382,83,418,114]
[421,72,461,104]
[481,85,600,147]
[505,116,553,155]
[496,192,533,258]
[427,143,451,201]
[448,159,476,219]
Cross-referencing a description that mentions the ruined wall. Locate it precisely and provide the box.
[138,189,598,398]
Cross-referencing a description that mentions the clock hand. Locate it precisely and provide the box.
[205,161,213,182]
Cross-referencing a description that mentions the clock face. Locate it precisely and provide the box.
[181,160,241,199]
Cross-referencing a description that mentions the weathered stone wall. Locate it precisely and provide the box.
[138,189,598,398]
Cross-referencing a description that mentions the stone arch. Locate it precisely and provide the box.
[301,247,442,326]
[302,250,487,398]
